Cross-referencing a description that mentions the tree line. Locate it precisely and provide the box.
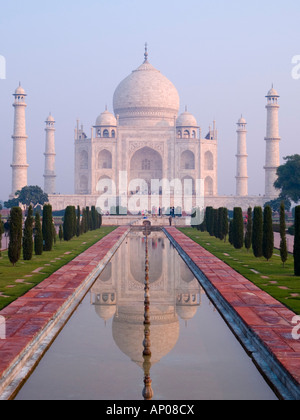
[192,202,300,276]
[1,204,102,266]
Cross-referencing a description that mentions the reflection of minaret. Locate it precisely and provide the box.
[44,114,56,194]
[142,223,153,401]
[10,83,29,198]
[236,116,248,197]
[264,86,281,198]
[90,262,116,325]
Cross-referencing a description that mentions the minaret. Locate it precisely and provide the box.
[10,83,29,198]
[264,86,281,198]
[235,116,248,196]
[43,114,56,194]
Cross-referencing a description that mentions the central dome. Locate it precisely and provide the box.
[113,59,180,126]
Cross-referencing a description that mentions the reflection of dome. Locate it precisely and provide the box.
[176,305,198,321]
[95,110,117,127]
[112,305,179,366]
[176,111,198,127]
[113,59,180,126]
[95,304,116,322]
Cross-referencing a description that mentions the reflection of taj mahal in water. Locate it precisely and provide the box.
[10,45,281,211]
[90,230,204,365]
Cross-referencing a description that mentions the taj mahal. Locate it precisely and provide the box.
[9,46,281,214]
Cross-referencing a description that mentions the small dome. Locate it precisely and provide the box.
[14,84,26,96]
[266,87,279,97]
[95,110,117,127]
[46,113,55,123]
[238,116,246,124]
[176,111,198,127]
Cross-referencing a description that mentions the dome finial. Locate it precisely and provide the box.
[144,42,149,63]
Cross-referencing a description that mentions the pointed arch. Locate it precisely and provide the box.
[204,151,214,171]
[181,150,195,170]
[98,149,112,169]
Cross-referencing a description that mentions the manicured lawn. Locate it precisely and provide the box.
[179,228,300,315]
[0,226,116,311]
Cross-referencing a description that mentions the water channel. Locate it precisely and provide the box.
[15,229,277,400]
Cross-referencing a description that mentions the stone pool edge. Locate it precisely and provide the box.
[0,226,130,400]
[163,227,300,401]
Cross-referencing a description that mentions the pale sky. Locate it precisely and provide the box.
[0,0,300,201]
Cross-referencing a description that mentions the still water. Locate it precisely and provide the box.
[15,230,277,400]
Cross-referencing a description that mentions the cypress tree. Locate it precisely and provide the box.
[245,207,253,252]
[72,206,77,237]
[218,208,224,240]
[252,206,263,258]
[213,209,219,238]
[76,206,81,237]
[34,212,43,255]
[80,208,85,234]
[42,204,53,251]
[83,208,88,233]
[210,208,215,237]
[64,206,74,241]
[91,206,97,230]
[0,214,4,257]
[263,205,274,261]
[222,208,229,242]
[96,208,102,229]
[205,207,213,235]
[233,207,244,249]
[8,207,23,266]
[294,206,300,276]
[86,207,90,232]
[229,219,234,246]
[279,201,288,267]
[59,224,63,242]
[52,223,57,245]
[23,205,33,260]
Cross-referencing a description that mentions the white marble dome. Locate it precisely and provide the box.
[14,84,26,96]
[95,109,117,127]
[266,87,279,97]
[113,59,180,126]
[176,111,198,127]
[46,113,55,123]
[238,116,246,124]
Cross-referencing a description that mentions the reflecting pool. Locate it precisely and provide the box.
[15,230,277,400]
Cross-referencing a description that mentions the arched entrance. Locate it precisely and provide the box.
[130,147,163,193]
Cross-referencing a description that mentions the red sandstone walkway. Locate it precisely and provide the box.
[165,227,300,399]
[0,226,129,399]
